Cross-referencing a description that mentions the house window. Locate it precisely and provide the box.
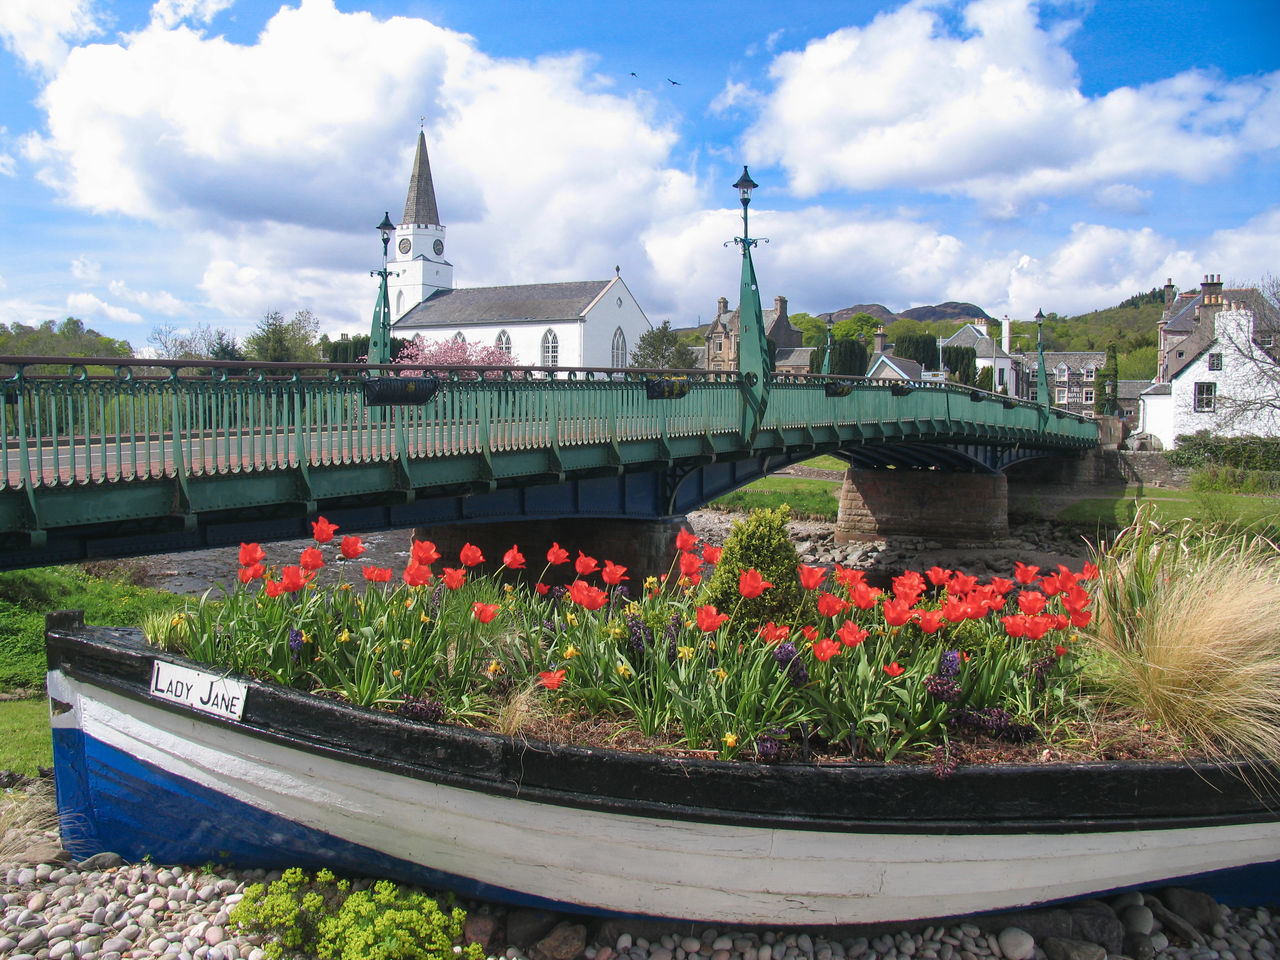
[997,368,1005,386]
[1208,353,1223,371]
[1260,334,1274,348]
[495,330,512,355]
[1083,366,1096,381]
[1176,350,1185,359]
[1083,388,1095,405]
[1194,382,1216,412]
[1055,387,1068,404]
[715,340,723,353]
[611,327,627,367]
[1055,364,1069,382]
[541,329,559,367]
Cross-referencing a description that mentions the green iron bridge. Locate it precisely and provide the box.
[0,355,1096,569]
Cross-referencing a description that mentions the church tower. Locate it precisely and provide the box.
[387,130,453,322]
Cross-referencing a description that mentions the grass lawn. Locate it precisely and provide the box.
[711,475,841,519]
[0,698,52,779]
[799,455,847,472]
[1058,486,1280,532]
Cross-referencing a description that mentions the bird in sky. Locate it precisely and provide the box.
[666,78,680,85]
[630,71,638,77]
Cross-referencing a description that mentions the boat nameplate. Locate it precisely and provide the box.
[150,660,247,721]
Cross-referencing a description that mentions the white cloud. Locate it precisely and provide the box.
[0,0,99,74]
[1200,208,1280,285]
[107,279,189,315]
[70,255,99,281]
[743,0,1280,214]
[1093,184,1152,216]
[149,0,234,30]
[66,292,144,324]
[709,80,760,115]
[0,153,14,177]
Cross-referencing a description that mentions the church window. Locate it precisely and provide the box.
[611,328,627,367]
[396,291,404,316]
[453,332,466,344]
[541,330,559,367]
[495,330,512,356]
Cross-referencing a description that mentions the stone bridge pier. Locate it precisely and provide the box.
[834,468,1009,545]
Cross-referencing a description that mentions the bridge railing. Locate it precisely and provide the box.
[0,358,751,488]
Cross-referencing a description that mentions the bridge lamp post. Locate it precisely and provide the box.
[368,212,396,366]
[822,314,835,375]
[728,166,772,433]
[1034,308,1049,406]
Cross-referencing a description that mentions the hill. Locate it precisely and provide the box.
[900,301,992,324]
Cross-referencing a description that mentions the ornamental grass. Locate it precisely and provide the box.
[156,514,1105,765]
[1081,509,1280,765]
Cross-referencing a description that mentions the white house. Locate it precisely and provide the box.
[940,321,1016,393]
[386,132,651,368]
[1140,301,1280,448]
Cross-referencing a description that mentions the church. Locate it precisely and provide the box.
[385,132,652,368]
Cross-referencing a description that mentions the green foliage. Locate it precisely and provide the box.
[788,312,827,347]
[1189,465,1280,495]
[1165,433,1280,472]
[893,332,940,370]
[833,313,883,342]
[245,309,323,363]
[1095,345,1119,415]
[0,698,53,778]
[710,477,840,519]
[700,507,807,627]
[1117,346,1157,380]
[629,320,700,369]
[0,317,133,368]
[975,366,994,391]
[808,338,868,376]
[230,868,483,960]
[0,565,183,690]
[941,346,977,384]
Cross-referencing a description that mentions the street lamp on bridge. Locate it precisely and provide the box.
[368,212,397,366]
[1034,308,1049,406]
[727,166,772,431]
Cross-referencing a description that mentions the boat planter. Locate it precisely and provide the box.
[47,615,1280,926]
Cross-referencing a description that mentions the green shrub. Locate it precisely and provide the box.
[699,506,807,626]
[1167,433,1280,472]
[0,600,47,689]
[230,867,485,960]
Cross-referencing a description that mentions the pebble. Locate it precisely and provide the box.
[4,837,1280,960]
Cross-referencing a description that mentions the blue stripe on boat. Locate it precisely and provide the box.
[52,727,591,913]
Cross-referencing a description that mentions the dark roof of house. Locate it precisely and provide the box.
[1163,292,1202,334]
[394,280,612,329]
[1117,379,1149,401]
[1141,382,1172,396]
[1034,350,1106,371]
[402,131,441,227]
[776,346,814,367]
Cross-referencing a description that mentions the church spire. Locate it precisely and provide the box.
[402,129,440,227]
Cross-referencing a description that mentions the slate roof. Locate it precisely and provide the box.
[1035,350,1106,373]
[402,131,441,227]
[712,307,802,347]
[395,280,611,329]
[1117,379,1149,401]
[1141,382,1171,396]
[775,346,814,368]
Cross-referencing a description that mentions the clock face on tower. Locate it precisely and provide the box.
[433,239,444,257]
[398,238,411,255]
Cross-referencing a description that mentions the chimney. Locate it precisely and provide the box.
[1199,273,1225,330]
[1163,277,1177,316]
[1002,314,1011,356]
[874,326,887,354]
[717,296,729,318]
[774,296,788,322]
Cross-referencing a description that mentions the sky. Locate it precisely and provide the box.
[0,0,1277,353]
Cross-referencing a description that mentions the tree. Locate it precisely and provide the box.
[244,310,322,363]
[941,346,977,385]
[395,336,514,379]
[628,321,700,369]
[787,312,828,348]
[808,338,868,376]
[0,317,132,359]
[209,330,245,362]
[1095,345,1119,415]
[894,332,940,371]
[976,366,994,391]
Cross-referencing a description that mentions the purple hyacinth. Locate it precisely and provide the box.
[940,650,961,677]
[288,628,304,663]
[625,614,652,656]
[923,673,962,703]
[398,695,445,723]
[773,642,809,687]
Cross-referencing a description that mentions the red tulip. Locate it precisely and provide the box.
[574,552,600,576]
[279,565,309,593]
[339,536,365,560]
[601,560,629,585]
[1002,614,1028,638]
[678,552,701,577]
[264,579,284,598]
[1017,591,1047,615]
[893,571,926,603]
[850,582,882,610]
[502,545,526,569]
[675,528,698,552]
[538,669,567,690]
[311,516,338,544]
[442,567,466,590]
[701,545,722,565]
[363,565,393,583]
[1014,561,1040,585]
[833,565,866,589]
[535,581,550,595]
[411,539,440,566]
[738,568,774,599]
[797,564,826,590]
[757,622,790,644]
[472,602,501,624]
[812,637,841,662]
[883,662,905,678]
[459,543,485,567]
[926,566,952,587]
[696,604,730,632]
[1055,644,1068,657]
[817,591,851,619]
[239,542,266,567]
[238,563,264,584]
[403,562,433,587]
[882,598,916,627]
[299,547,325,572]
[917,610,946,634]
[566,580,608,611]
[547,542,570,565]
[836,621,868,647]
[1080,562,1100,580]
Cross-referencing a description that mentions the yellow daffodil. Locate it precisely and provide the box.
[504,584,515,593]
[616,663,633,678]
[170,614,185,627]
[339,583,352,591]
[684,620,695,630]
[338,629,351,644]
[677,645,695,661]
[644,576,659,591]
[404,599,414,609]
[565,612,578,627]
[722,732,738,749]
[626,601,641,616]
[486,660,504,676]
[420,613,431,624]
[610,625,625,639]
[715,667,728,682]
[392,669,401,678]
[563,644,580,659]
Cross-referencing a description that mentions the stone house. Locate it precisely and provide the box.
[704,295,813,374]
